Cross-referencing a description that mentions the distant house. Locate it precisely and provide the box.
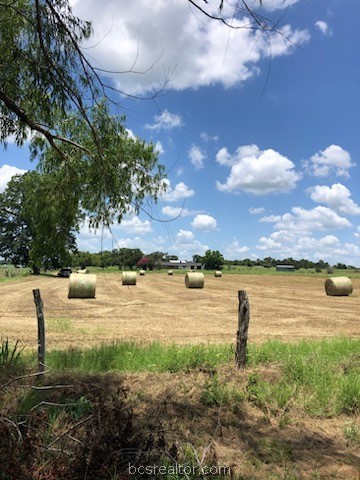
[276,265,295,272]
[161,260,204,270]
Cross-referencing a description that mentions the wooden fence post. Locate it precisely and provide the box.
[33,289,45,377]
[236,290,250,369]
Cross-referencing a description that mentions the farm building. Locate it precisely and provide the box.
[161,260,204,270]
[276,265,295,272]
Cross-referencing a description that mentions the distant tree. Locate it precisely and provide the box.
[193,254,204,263]
[116,249,143,270]
[164,254,178,261]
[262,257,276,268]
[0,172,79,273]
[147,251,167,268]
[334,262,348,270]
[203,250,224,270]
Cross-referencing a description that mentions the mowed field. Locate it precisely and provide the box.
[0,272,359,351]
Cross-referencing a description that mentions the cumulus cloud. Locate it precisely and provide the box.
[355,227,360,239]
[200,132,219,143]
[260,214,282,222]
[188,145,206,170]
[315,20,332,36]
[255,231,360,265]
[154,141,164,155]
[307,145,355,178]
[216,146,301,195]
[309,183,360,216]
[249,207,265,215]
[0,164,27,193]
[171,229,209,258]
[117,215,152,234]
[161,180,195,202]
[145,109,183,131]
[224,238,249,260]
[272,206,351,234]
[191,214,217,231]
[161,205,192,217]
[71,0,309,93]
[256,236,283,251]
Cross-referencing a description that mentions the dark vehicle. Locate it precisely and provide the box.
[57,267,72,278]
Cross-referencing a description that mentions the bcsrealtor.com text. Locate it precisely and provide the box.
[128,463,232,476]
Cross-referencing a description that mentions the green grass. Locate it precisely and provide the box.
[43,341,233,373]
[0,266,31,282]
[23,337,359,418]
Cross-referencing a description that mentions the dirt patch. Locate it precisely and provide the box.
[0,273,359,350]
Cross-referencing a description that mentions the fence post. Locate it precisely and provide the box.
[33,289,45,377]
[236,290,250,369]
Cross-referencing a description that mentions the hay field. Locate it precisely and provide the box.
[0,272,359,351]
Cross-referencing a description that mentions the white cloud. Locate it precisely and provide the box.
[310,183,360,216]
[161,180,195,202]
[145,109,183,131]
[117,215,152,234]
[191,214,217,231]
[260,214,282,222]
[188,145,206,170]
[355,227,360,239]
[154,141,164,154]
[273,206,351,234]
[308,145,355,178]
[315,20,332,36]
[224,238,249,260]
[256,236,283,251]
[171,229,209,258]
[249,207,265,215]
[200,132,219,143]
[216,144,260,167]
[161,205,192,217]
[176,229,195,244]
[0,165,27,193]
[72,0,309,93]
[216,146,301,195]
[255,231,360,265]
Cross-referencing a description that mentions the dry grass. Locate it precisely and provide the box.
[0,272,359,351]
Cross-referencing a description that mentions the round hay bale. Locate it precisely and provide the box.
[185,272,204,289]
[139,270,145,276]
[76,268,88,274]
[214,270,222,277]
[122,271,137,286]
[68,273,96,299]
[168,270,173,276]
[325,276,353,296]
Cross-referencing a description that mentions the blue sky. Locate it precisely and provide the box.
[1,0,360,265]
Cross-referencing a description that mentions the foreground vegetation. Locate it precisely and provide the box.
[1,337,359,479]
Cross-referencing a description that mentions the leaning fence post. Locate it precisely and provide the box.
[33,289,45,377]
[236,290,250,369]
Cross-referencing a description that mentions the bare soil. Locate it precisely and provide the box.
[0,272,359,350]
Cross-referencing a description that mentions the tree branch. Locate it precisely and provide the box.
[0,90,89,156]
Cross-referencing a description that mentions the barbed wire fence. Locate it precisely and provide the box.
[0,275,360,376]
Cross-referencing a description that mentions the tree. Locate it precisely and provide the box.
[116,249,143,270]
[203,250,224,270]
[0,1,166,230]
[0,175,32,267]
[0,172,79,272]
